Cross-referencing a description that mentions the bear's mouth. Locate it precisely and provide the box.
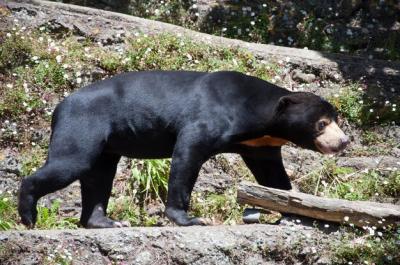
[313,122,349,154]
[314,141,344,154]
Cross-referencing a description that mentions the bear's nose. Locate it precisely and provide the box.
[340,135,350,149]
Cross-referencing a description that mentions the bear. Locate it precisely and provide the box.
[18,70,349,228]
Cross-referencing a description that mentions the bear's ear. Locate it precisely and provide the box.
[276,95,299,113]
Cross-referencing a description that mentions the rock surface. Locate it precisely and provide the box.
[0,224,340,265]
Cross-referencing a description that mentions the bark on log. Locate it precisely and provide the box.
[237,181,400,228]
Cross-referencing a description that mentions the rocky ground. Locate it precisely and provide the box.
[0,1,399,264]
[1,224,345,265]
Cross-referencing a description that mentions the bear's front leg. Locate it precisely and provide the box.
[241,147,292,190]
[165,127,216,226]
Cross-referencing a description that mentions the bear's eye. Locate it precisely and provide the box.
[317,120,328,131]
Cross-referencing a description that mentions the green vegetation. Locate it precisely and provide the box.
[333,228,400,265]
[35,200,79,229]
[191,188,243,225]
[131,159,170,203]
[0,195,19,230]
[0,195,78,230]
[0,33,32,72]
[329,84,399,127]
[0,28,277,125]
[108,196,160,227]
[297,159,400,201]
[54,0,399,60]
[20,147,47,176]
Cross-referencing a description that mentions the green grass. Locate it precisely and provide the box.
[0,29,278,128]
[333,228,400,265]
[35,199,79,229]
[296,159,400,201]
[329,84,399,127]
[0,33,32,72]
[191,188,243,225]
[131,159,170,203]
[20,147,47,176]
[33,60,68,92]
[0,195,19,230]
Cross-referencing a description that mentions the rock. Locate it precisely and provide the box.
[336,156,400,170]
[0,225,342,264]
[292,69,316,83]
[0,149,21,176]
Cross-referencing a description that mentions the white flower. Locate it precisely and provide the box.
[6,32,11,37]
[344,216,349,222]
[56,55,62,63]
[76,77,82,84]
[6,83,13,88]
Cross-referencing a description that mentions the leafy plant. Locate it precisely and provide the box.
[330,85,399,127]
[191,188,243,225]
[33,60,68,92]
[35,199,79,229]
[20,147,47,177]
[131,159,170,203]
[297,159,400,201]
[0,196,18,230]
[333,229,400,265]
[0,33,32,72]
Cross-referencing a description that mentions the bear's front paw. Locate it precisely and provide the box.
[18,193,37,228]
[165,207,212,226]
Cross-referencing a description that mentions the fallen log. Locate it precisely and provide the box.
[237,181,400,228]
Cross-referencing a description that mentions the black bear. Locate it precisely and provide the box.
[18,71,349,228]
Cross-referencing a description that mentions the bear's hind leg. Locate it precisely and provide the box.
[79,153,127,228]
[18,158,90,227]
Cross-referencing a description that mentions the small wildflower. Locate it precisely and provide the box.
[76,77,82,84]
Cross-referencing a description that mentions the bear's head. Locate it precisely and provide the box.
[274,92,349,154]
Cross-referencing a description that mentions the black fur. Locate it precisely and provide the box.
[18,71,338,227]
